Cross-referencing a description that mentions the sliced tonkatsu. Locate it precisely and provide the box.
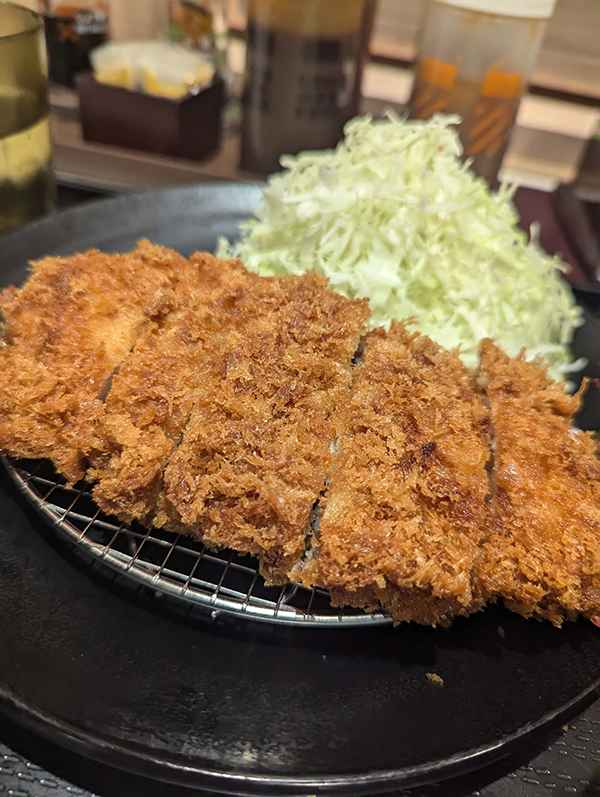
[0,241,192,483]
[90,254,260,525]
[295,322,491,625]
[2,238,599,629]
[157,270,370,583]
[475,339,600,626]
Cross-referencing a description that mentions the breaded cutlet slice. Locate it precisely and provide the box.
[0,241,192,483]
[475,339,600,626]
[157,271,370,584]
[90,255,261,525]
[294,322,490,626]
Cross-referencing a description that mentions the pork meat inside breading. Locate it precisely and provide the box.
[90,254,261,525]
[1,243,599,629]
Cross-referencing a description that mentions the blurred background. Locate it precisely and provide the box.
[6,0,600,197]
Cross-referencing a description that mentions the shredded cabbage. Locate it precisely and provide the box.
[218,113,583,379]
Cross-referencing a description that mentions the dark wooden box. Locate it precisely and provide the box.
[76,72,225,161]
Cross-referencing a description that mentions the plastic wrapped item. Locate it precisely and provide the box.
[90,40,215,98]
[409,0,557,186]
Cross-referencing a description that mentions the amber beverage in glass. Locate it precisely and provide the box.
[0,1,54,235]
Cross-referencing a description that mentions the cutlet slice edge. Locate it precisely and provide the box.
[0,241,193,484]
[155,270,371,585]
[293,322,491,626]
[474,338,600,626]
[90,255,262,526]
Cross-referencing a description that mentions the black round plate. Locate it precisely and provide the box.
[0,183,599,796]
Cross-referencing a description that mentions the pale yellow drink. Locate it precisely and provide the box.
[0,2,54,235]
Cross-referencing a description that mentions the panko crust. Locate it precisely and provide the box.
[0,241,192,483]
[91,254,258,524]
[475,339,600,626]
[159,270,370,583]
[296,322,491,625]
[2,239,599,630]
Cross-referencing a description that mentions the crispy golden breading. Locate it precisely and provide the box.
[295,322,490,625]
[475,339,600,626]
[91,255,260,525]
[3,238,600,629]
[158,271,370,583]
[0,241,192,483]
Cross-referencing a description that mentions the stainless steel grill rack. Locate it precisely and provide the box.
[4,456,391,627]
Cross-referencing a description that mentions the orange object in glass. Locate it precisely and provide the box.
[409,0,556,186]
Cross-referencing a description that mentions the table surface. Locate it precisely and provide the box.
[0,183,598,797]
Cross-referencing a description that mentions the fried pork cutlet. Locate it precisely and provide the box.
[157,271,370,583]
[0,241,192,483]
[91,255,261,525]
[295,322,491,626]
[475,339,600,626]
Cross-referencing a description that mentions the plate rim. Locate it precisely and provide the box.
[1,663,598,795]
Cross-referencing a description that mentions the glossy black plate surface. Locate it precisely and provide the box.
[0,182,598,796]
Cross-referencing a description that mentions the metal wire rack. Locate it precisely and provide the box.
[4,456,391,627]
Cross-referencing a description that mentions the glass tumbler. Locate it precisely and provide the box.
[0,1,54,236]
[409,0,556,186]
[240,0,376,175]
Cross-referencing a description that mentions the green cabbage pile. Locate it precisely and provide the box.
[218,113,582,379]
